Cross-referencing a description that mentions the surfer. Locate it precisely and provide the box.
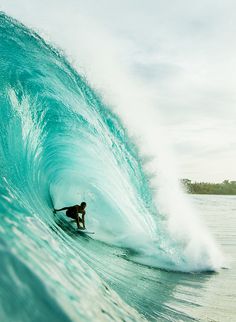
[53,202,87,230]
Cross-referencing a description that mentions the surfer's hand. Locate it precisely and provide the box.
[53,208,56,214]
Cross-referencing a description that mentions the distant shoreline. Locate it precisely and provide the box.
[188,192,236,196]
[181,179,236,195]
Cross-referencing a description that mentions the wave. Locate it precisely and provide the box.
[0,12,224,321]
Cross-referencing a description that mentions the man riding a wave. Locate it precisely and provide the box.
[54,202,87,230]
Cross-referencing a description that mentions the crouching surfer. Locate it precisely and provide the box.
[53,202,87,230]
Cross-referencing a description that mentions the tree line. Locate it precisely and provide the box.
[181,179,236,195]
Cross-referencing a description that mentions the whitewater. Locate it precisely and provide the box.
[0,10,230,322]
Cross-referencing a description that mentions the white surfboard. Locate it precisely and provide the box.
[78,229,95,235]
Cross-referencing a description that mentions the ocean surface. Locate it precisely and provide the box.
[0,13,235,322]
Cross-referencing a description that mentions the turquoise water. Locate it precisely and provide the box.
[189,195,236,322]
[0,13,235,321]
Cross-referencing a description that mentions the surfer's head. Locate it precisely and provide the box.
[81,201,86,209]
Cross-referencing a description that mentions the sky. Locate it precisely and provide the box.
[1,0,236,182]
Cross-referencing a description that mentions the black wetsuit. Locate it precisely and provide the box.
[66,205,82,223]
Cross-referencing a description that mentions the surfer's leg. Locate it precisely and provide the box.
[78,217,85,229]
[66,210,76,219]
[75,214,82,229]
[66,210,71,218]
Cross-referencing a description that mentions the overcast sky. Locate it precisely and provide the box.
[1,0,236,182]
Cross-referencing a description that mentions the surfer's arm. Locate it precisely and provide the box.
[54,206,70,213]
[81,211,86,228]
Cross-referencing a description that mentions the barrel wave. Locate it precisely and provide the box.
[0,13,223,322]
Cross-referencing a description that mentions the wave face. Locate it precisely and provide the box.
[0,13,223,322]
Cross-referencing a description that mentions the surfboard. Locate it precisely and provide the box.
[68,220,95,234]
[78,229,95,235]
[69,219,94,234]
